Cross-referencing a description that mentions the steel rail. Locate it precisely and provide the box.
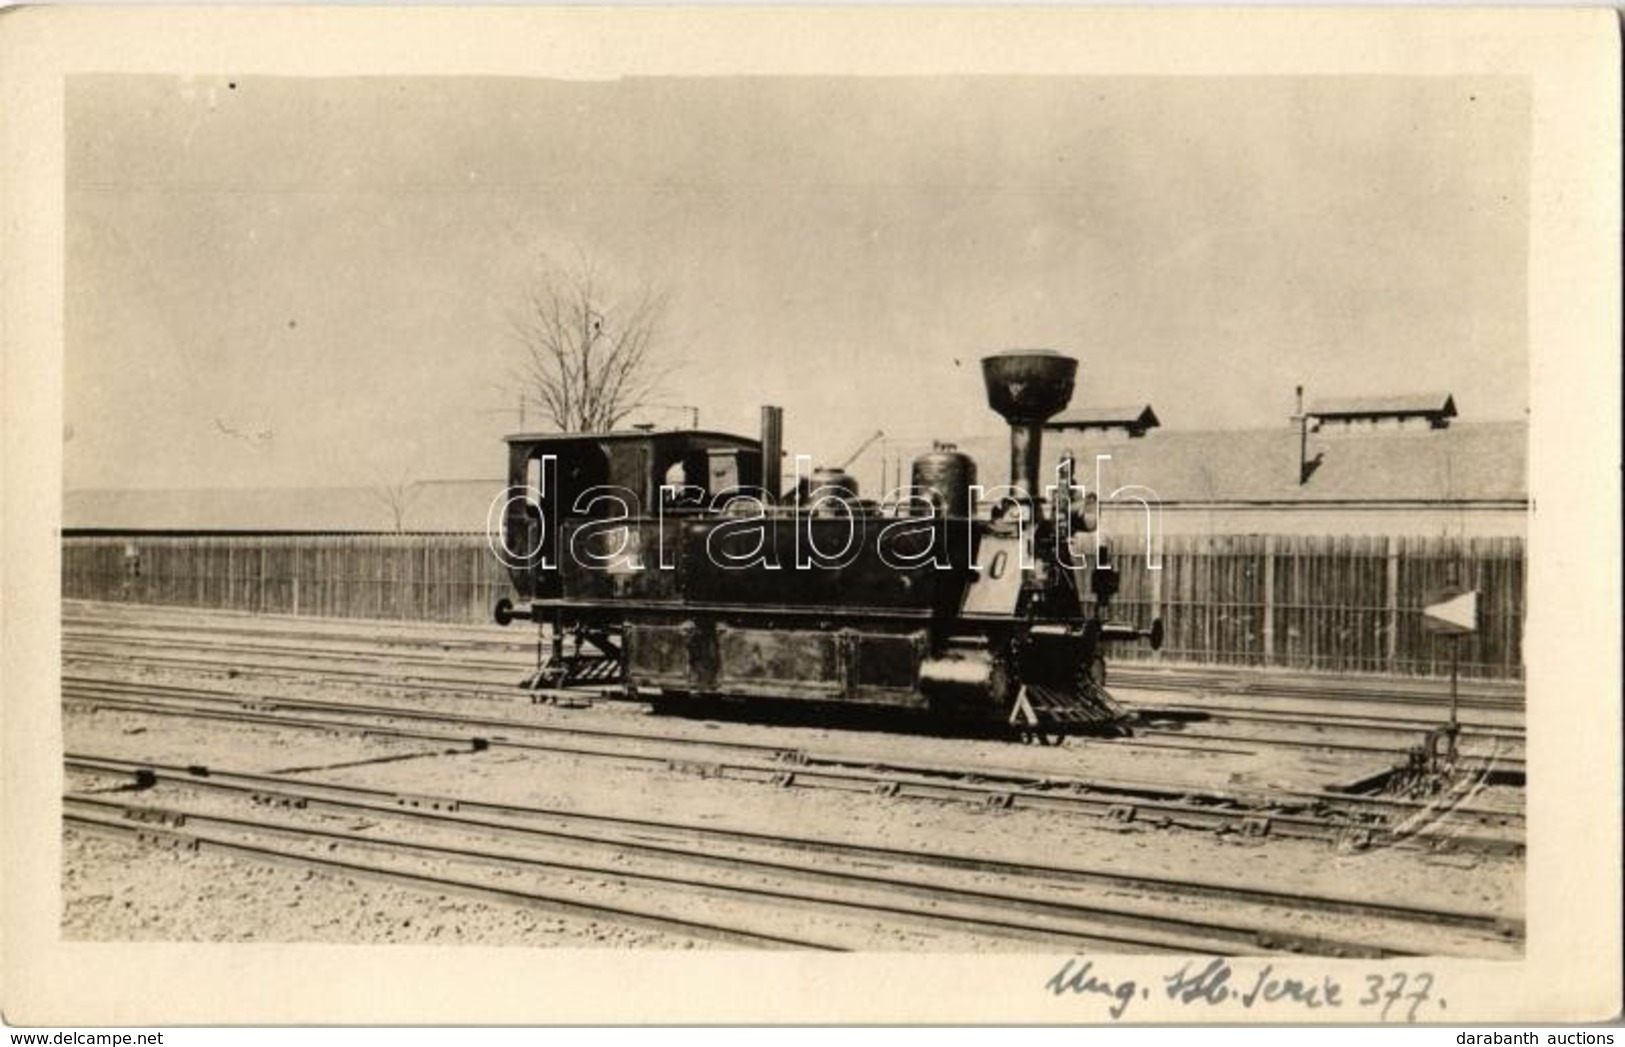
[1130,722,1525,766]
[62,615,532,655]
[63,675,1527,840]
[63,661,1526,773]
[61,661,1526,779]
[1109,666,1524,710]
[63,647,513,697]
[64,633,525,676]
[1127,700,1524,740]
[63,752,1526,950]
[65,609,1525,709]
[63,808,832,951]
[63,688,1526,856]
[65,674,804,759]
[63,793,1256,955]
[66,634,1529,765]
[64,629,1526,739]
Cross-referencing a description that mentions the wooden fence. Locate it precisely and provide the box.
[1102,534,1524,680]
[62,534,512,626]
[61,531,1525,681]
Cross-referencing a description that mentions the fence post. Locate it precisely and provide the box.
[1150,539,1164,644]
[1385,535,1400,673]
[1261,534,1276,666]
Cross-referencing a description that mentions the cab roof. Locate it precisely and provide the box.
[503,428,758,448]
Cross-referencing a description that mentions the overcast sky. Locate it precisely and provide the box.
[65,74,1528,492]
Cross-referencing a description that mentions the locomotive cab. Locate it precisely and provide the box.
[500,430,762,601]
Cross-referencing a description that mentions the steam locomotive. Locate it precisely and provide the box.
[491,350,1162,738]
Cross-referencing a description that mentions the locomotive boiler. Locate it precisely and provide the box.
[491,350,1163,738]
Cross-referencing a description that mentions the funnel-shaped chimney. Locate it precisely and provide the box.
[981,350,1078,499]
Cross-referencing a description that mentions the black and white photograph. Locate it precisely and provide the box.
[2,5,1619,1029]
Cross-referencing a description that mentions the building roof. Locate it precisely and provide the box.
[1047,405,1161,434]
[63,480,505,533]
[63,418,1528,533]
[916,419,1525,505]
[502,428,757,448]
[1308,393,1457,421]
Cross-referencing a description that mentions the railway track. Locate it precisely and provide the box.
[62,641,1527,758]
[63,638,520,693]
[66,632,524,678]
[64,603,1528,698]
[64,754,1523,957]
[60,645,1527,777]
[1127,716,1524,768]
[64,603,1529,704]
[65,805,830,950]
[63,674,1525,856]
[1131,700,1523,740]
[1110,663,1525,708]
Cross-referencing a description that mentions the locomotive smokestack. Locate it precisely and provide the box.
[980,350,1078,501]
[760,405,784,502]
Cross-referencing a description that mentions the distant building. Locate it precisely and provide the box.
[1047,404,1162,438]
[884,418,1527,539]
[63,479,504,534]
[66,409,1528,542]
[1307,392,1458,431]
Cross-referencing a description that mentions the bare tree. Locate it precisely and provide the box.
[369,480,420,533]
[509,258,671,432]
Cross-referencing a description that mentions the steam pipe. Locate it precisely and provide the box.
[1010,422,1043,502]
